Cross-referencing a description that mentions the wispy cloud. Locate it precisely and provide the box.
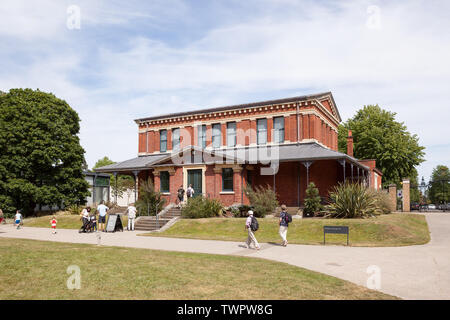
[0,0,448,181]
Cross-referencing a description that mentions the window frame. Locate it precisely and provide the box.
[222,168,234,192]
[172,128,180,151]
[273,116,285,144]
[160,129,167,152]
[257,118,267,145]
[212,123,222,148]
[160,171,170,193]
[226,122,237,147]
[198,124,206,149]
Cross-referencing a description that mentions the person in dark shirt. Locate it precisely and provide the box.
[279,204,290,246]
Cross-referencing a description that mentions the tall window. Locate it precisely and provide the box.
[160,130,167,152]
[226,122,236,147]
[172,128,180,151]
[273,116,285,143]
[198,125,206,148]
[160,171,170,193]
[222,168,234,191]
[212,123,221,148]
[257,118,267,145]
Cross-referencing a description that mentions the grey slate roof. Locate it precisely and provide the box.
[94,142,369,173]
[134,91,341,123]
[94,154,169,173]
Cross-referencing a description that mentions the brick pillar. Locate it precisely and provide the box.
[388,184,397,212]
[402,179,410,212]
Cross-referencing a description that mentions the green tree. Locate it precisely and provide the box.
[303,182,322,217]
[428,165,450,205]
[0,89,89,215]
[93,156,135,202]
[338,105,425,186]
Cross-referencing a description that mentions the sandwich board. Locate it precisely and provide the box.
[106,214,123,233]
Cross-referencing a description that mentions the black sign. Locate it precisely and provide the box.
[323,226,349,245]
[106,214,123,233]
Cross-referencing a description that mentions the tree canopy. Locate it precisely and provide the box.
[338,105,425,186]
[428,165,449,204]
[0,89,90,215]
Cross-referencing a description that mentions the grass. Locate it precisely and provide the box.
[0,238,397,300]
[23,214,129,230]
[142,214,430,247]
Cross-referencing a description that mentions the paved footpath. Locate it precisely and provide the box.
[1,212,449,300]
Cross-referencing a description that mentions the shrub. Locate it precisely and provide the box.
[303,182,322,217]
[135,180,166,216]
[371,190,393,214]
[67,204,82,215]
[181,196,224,218]
[325,182,381,218]
[244,185,278,218]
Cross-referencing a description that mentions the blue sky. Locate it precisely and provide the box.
[0,0,449,183]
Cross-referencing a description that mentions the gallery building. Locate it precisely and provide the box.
[96,92,382,207]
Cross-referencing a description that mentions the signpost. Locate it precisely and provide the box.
[323,226,349,246]
[106,214,123,233]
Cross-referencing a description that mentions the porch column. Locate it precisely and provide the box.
[301,161,314,186]
[233,165,243,203]
[113,172,118,204]
[338,159,346,183]
[132,170,140,202]
[93,174,97,205]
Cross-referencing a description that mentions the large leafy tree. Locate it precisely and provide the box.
[0,89,90,215]
[338,105,425,186]
[428,165,450,204]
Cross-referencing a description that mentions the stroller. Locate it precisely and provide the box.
[79,216,95,233]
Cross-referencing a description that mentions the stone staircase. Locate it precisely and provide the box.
[135,205,182,231]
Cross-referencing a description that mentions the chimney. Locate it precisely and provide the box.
[347,130,354,157]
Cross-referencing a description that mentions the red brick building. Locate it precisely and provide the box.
[96,92,382,207]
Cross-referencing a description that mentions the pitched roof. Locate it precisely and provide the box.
[134,91,341,123]
[94,142,369,173]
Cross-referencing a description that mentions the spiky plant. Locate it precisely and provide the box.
[325,182,381,218]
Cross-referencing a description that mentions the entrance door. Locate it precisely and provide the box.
[187,169,203,197]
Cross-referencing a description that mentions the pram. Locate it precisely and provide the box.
[79,216,95,233]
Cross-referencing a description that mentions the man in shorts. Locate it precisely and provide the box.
[97,201,109,232]
[15,210,22,230]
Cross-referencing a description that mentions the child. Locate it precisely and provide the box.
[50,216,57,234]
[91,214,97,232]
[15,210,22,230]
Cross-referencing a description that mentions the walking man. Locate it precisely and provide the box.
[177,185,185,207]
[126,203,137,231]
[279,204,291,246]
[97,201,109,232]
[245,210,260,250]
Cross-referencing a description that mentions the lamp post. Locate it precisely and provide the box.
[419,177,427,212]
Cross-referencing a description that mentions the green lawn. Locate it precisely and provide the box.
[23,214,129,230]
[0,238,397,300]
[143,214,430,247]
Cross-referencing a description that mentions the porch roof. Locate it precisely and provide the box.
[94,142,370,173]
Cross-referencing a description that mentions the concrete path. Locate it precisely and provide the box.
[1,212,449,300]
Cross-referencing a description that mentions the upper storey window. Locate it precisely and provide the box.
[160,130,167,152]
[172,128,180,151]
[212,123,221,148]
[273,116,285,143]
[257,118,267,145]
[226,122,236,147]
[198,125,206,149]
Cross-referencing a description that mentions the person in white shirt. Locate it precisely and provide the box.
[186,184,195,200]
[126,203,137,231]
[14,210,22,230]
[97,201,109,232]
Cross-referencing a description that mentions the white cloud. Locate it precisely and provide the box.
[0,0,448,179]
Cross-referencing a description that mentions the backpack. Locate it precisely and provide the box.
[250,216,259,232]
[284,212,292,224]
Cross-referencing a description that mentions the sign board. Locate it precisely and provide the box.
[323,226,349,246]
[106,214,123,233]
[398,190,403,198]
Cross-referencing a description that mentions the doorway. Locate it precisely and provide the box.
[187,169,203,197]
